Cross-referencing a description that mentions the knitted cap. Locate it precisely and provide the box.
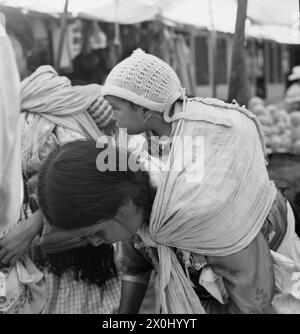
[102,49,183,113]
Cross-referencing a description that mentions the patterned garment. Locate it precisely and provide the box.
[3,284,32,315]
[42,271,121,314]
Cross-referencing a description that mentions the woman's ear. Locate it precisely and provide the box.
[117,200,135,218]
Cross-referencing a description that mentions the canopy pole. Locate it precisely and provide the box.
[208,0,217,98]
[55,0,69,72]
[228,0,250,106]
[114,0,121,59]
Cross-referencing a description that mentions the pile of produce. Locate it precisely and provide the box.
[248,97,300,155]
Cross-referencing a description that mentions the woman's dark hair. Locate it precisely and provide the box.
[0,5,34,55]
[37,244,118,288]
[38,140,156,230]
[37,140,156,286]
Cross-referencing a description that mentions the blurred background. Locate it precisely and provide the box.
[1,0,300,205]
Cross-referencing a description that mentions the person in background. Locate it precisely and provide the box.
[0,5,120,314]
[286,66,300,112]
[0,17,47,314]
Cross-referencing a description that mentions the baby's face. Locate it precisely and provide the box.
[105,95,146,135]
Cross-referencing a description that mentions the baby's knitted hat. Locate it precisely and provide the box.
[102,49,184,113]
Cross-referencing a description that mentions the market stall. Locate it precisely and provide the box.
[248,96,300,205]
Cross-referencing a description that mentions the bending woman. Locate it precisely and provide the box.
[37,140,300,314]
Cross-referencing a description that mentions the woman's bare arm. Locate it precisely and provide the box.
[205,232,276,314]
[0,209,44,266]
[118,275,151,314]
